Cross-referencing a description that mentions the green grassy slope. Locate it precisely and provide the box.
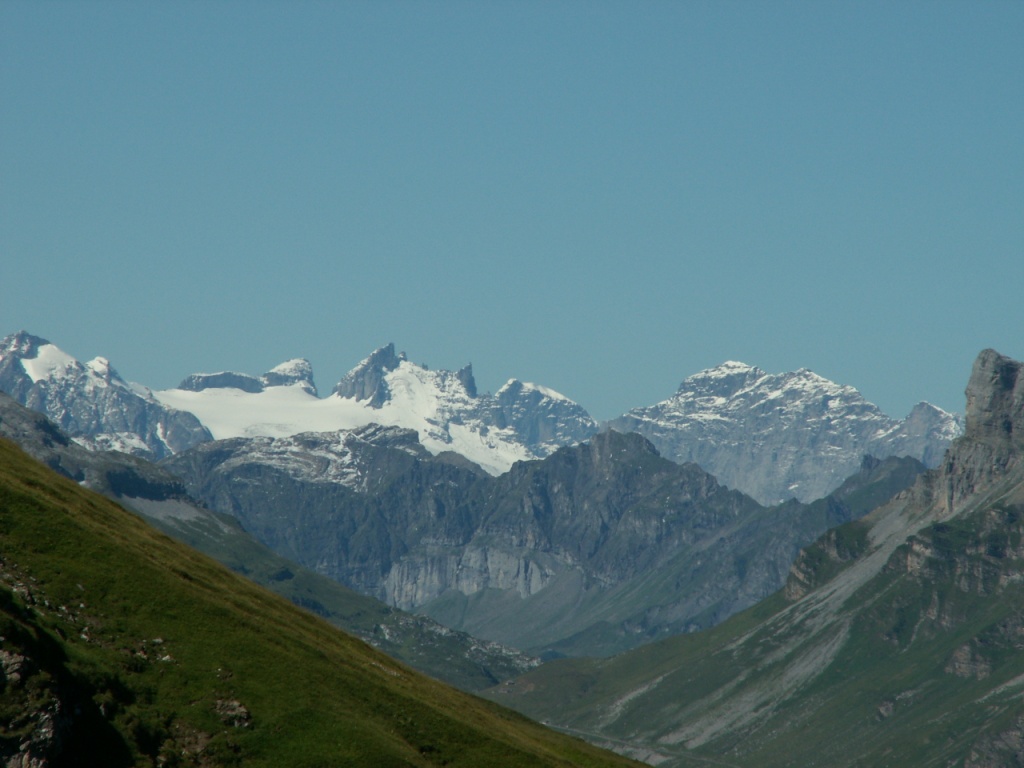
[0,437,641,768]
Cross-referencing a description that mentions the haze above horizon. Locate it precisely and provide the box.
[2,2,1021,420]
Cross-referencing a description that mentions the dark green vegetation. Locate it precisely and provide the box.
[0,437,641,767]
[490,349,1024,767]
[166,430,924,658]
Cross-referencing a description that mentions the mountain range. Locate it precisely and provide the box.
[492,348,1024,767]
[0,329,961,659]
[0,330,960,503]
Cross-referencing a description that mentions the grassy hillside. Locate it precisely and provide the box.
[0,437,641,768]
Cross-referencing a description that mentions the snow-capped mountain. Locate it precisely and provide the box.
[0,329,962,493]
[608,360,963,504]
[0,332,598,475]
[153,343,599,475]
[0,331,211,460]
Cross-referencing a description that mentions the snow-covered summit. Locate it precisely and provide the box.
[0,331,598,475]
[264,358,316,392]
[0,331,212,459]
[154,344,598,475]
[610,361,963,504]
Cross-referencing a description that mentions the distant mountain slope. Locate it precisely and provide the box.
[494,349,1024,767]
[0,436,642,768]
[0,331,211,459]
[0,391,535,693]
[165,424,923,658]
[609,360,961,504]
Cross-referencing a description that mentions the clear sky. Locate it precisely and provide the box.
[2,1,1022,420]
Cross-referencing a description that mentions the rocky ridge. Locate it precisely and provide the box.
[154,342,600,475]
[179,358,317,396]
[1,330,960,499]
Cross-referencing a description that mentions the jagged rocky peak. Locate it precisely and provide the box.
[0,330,212,460]
[904,400,959,429]
[494,379,599,456]
[964,348,1024,448]
[0,332,76,394]
[262,358,316,394]
[935,349,1024,516]
[332,343,406,406]
[457,364,477,398]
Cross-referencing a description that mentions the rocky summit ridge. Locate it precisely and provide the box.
[178,357,317,396]
[610,359,962,504]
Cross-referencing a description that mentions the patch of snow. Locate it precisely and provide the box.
[20,343,78,383]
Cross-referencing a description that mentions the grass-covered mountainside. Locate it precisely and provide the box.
[0,391,536,692]
[0,437,642,767]
[490,349,1024,767]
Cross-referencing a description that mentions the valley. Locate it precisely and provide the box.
[2,328,1012,766]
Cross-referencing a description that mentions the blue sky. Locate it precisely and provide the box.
[2,1,1022,420]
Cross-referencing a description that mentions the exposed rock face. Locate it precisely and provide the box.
[0,332,212,460]
[332,343,405,405]
[165,426,924,656]
[494,379,598,457]
[940,349,1024,516]
[609,360,961,504]
[178,371,265,393]
[964,348,1024,448]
